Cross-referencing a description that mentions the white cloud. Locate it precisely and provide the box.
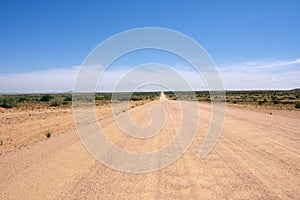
[0,67,79,93]
[218,58,300,90]
[0,58,299,93]
[0,64,208,93]
[219,58,300,72]
[96,65,206,92]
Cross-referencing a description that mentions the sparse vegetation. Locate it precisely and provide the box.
[39,95,54,102]
[49,100,61,107]
[63,96,72,101]
[16,96,28,103]
[130,96,142,101]
[273,99,279,104]
[0,90,299,110]
[45,131,51,138]
[95,93,112,101]
[0,97,17,108]
[110,92,160,102]
[164,89,300,109]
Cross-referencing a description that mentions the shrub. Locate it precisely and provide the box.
[258,101,264,105]
[295,102,300,109]
[0,97,16,108]
[131,96,142,101]
[49,100,61,106]
[119,96,130,101]
[39,95,54,102]
[45,131,51,138]
[63,96,72,101]
[16,96,28,102]
[0,139,3,146]
[288,96,296,100]
[273,99,279,104]
[95,96,102,100]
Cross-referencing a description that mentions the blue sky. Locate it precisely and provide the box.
[0,0,300,92]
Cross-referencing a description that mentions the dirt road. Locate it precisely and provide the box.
[0,95,299,199]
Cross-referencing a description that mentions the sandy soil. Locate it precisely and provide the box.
[0,94,299,199]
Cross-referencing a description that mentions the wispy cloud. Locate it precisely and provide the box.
[219,58,300,73]
[0,66,79,93]
[0,58,299,93]
[0,64,207,93]
[218,58,300,90]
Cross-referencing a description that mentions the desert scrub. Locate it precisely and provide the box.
[0,97,17,108]
[130,96,142,101]
[258,101,264,106]
[63,95,72,101]
[16,96,28,103]
[273,99,279,104]
[45,131,51,138]
[295,102,300,109]
[39,95,54,102]
[49,99,61,106]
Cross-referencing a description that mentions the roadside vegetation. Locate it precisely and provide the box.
[0,92,161,109]
[165,89,300,109]
[0,97,17,108]
[49,99,61,107]
[0,90,299,110]
[39,95,54,102]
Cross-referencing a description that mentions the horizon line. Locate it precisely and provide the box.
[0,88,299,95]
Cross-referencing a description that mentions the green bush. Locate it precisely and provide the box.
[63,96,72,101]
[295,102,300,109]
[288,96,296,100]
[273,99,279,104]
[49,100,61,106]
[16,96,28,102]
[95,96,103,100]
[45,131,51,138]
[39,95,54,102]
[130,96,142,101]
[0,97,16,108]
[258,101,264,105]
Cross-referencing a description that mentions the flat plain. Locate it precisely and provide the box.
[0,91,299,199]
